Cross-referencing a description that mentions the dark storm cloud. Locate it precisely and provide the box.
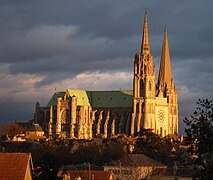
[0,0,213,134]
[0,100,36,123]
[1,1,213,68]
[8,36,134,75]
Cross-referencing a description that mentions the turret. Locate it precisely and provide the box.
[34,101,40,123]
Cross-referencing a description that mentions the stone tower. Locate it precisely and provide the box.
[131,12,178,136]
[131,11,156,135]
[156,27,178,135]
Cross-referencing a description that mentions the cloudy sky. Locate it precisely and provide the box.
[0,0,212,134]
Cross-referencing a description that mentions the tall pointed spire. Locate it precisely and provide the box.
[141,11,150,54]
[158,27,173,90]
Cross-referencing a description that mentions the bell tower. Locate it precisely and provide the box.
[131,11,156,135]
[156,27,178,135]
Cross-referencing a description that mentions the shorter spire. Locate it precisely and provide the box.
[158,27,173,91]
[141,10,150,54]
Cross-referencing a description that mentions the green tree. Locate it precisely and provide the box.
[101,141,125,164]
[71,143,101,164]
[134,129,173,164]
[184,99,213,179]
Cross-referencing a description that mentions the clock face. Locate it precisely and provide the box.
[157,109,165,123]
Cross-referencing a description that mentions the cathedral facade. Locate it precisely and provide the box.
[34,12,178,139]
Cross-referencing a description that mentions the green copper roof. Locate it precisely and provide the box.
[46,89,133,108]
[67,89,91,106]
[47,92,65,107]
[87,90,133,108]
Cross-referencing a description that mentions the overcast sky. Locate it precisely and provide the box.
[0,0,212,134]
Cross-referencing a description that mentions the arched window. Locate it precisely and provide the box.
[136,103,139,112]
[149,81,152,91]
[61,109,71,132]
[140,80,144,96]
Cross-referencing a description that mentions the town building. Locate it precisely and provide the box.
[104,154,167,179]
[57,170,115,180]
[34,12,178,139]
[0,153,33,180]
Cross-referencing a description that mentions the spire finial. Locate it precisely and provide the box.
[164,25,167,32]
[141,10,150,54]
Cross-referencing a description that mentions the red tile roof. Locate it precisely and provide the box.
[0,153,32,180]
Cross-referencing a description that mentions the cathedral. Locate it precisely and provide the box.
[34,12,178,139]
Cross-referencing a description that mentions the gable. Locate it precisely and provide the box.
[66,89,91,106]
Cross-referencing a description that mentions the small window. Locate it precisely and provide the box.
[160,127,162,136]
[98,97,100,100]
[124,97,126,100]
[110,97,112,100]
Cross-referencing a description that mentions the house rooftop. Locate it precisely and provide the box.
[109,154,167,168]
[0,153,33,180]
